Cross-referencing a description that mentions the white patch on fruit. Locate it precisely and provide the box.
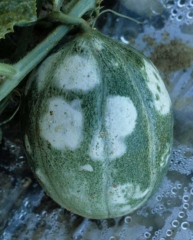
[109,183,150,205]
[39,97,84,151]
[144,60,171,115]
[160,143,171,167]
[106,96,137,159]
[54,55,100,92]
[79,164,94,172]
[89,96,137,161]
[24,134,32,154]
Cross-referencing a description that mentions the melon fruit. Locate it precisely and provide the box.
[22,29,173,219]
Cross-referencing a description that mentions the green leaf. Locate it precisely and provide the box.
[0,0,37,39]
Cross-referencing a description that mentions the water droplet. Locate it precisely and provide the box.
[183,195,190,202]
[42,211,48,217]
[172,220,179,227]
[166,229,173,236]
[178,211,185,218]
[171,8,178,15]
[156,195,162,201]
[151,209,155,214]
[178,0,186,7]
[124,216,132,223]
[190,188,193,195]
[144,232,151,238]
[159,205,164,210]
[177,183,182,189]
[171,187,178,194]
[184,187,188,192]
[109,237,115,240]
[177,15,183,21]
[181,221,190,230]
[183,202,189,209]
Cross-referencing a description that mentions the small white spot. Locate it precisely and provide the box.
[24,134,32,154]
[89,96,137,161]
[54,55,100,92]
[79,164,94,172]
[39,97,84,151]
[160,143,171,167]
[144,60,171,115]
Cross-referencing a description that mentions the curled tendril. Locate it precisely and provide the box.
[0,90,21,126]
[92,9,145,28]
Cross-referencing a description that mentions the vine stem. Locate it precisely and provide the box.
[49,11,91,32]
[0,0,97,102]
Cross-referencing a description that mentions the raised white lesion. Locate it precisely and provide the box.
[89,95,137,161]
[79,164,94,172]
[143,59,171,115]
[54,54,100,92]
[39,97,84,151]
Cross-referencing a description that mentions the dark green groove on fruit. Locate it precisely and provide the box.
[22,29,173,219]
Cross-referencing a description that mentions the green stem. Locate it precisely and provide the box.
[0,0,97,102]
[49,11,91,32]
[0,63,17,78]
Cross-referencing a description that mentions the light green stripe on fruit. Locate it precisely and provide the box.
[143,59,171,115]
